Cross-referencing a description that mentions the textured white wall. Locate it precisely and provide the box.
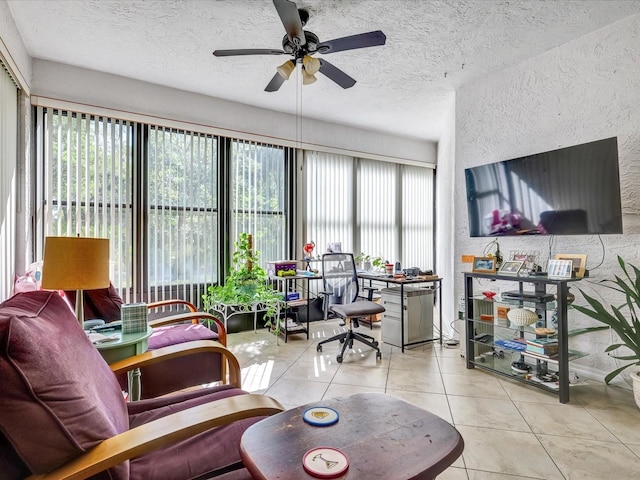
[454,15,640,386]
[436,100,457,340]
[0,0,31,90]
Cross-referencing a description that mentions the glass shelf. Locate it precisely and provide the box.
[471,295,558,309]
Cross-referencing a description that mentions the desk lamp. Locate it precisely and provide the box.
[41,236,110,329]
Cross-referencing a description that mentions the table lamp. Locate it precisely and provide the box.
[41,236,110,329]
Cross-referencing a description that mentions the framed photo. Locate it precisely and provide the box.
[510,250,540,271]
[548,259,573,278]
[554,254,587,278]
[498,260,524,275]
[472,256,497,274]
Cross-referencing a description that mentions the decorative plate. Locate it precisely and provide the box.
[302,406,340,427]
[302,447,349,478]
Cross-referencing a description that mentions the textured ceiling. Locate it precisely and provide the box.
[7,0,640,142]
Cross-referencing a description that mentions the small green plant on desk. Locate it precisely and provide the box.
[371,256,386,271]
[202,233,282,335]
[571,256,640,390]
[355,252,369,270]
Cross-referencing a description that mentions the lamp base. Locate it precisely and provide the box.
[75,289,85,329]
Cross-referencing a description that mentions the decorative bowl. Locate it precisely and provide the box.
[507,308,538,326]
[482,291,497,299]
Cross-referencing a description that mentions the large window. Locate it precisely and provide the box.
[230,139,288,264]
[147,127,218,302]
[38,110,134,296]
[36,108,290,307]
[304,151,434,270]
[304,151,354,253]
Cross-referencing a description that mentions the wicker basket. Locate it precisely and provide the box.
[507,308,538,326]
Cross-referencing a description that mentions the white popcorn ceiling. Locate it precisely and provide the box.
[7,0,640,142]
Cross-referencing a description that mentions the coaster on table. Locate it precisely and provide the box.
[302,447,349,478]
[302,406,339,427]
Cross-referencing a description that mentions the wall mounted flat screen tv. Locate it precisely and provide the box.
[465,137,622,237]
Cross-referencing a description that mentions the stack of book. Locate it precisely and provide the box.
[525,337,559,359]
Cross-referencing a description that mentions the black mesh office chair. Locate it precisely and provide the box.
[316,253,385,363]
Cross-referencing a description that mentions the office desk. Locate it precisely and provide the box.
[269,273,322,342]
[358,273,442,352]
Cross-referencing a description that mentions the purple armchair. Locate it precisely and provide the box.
[0,291,284,479]
[66,285,228,398]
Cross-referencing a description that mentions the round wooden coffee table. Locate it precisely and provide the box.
[240,392,464,479]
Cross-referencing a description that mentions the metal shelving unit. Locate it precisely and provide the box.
[464,272,582,403]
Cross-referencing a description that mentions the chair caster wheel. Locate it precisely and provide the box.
[372,341,379,347]
[336,355,343,363]
[317,345,322,353]
[339,338,345,344]
[376,351,382,360]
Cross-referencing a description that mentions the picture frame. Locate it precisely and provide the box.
[548,259,573,278]
[498,260,524,275]
[472,256,497,274]
[510,250,540,271]
[554,253,587,278]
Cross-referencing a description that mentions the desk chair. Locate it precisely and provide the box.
[316,253,385,363]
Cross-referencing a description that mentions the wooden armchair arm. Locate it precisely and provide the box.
[26,394,284,480]
[148,312,227,346]
[109,340,241,388]
[147,299,197,312]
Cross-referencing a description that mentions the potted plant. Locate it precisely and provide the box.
[571,256,640,407]
[203,233,282,335]
[371,256,386,272]
[355,252,370,270]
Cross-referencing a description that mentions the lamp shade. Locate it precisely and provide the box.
[41,237,110,291]
[302,69,317,85]
[276,60,296,80]
[302,55,320,75]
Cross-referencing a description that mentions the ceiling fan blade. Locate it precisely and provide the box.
[318,59,356,89]
[213,48,284,57]
[265,72,286,92]
[273,0,305,46]
[317,30,386,54]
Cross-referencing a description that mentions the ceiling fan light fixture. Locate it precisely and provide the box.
[302,68,317,85]
[276,60,296,80]
[302,55,321,75]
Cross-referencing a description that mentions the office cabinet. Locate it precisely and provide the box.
[381,287,434,348]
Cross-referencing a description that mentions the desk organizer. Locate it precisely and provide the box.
[267,260,297,277]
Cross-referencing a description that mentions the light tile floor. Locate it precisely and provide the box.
[227,319,640,479]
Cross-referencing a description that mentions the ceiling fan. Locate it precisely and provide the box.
[212,0,386,92]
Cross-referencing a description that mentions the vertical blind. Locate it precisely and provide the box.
[36,107,289,307]
[304,151,434,270]
[359,159,398,262]
[38,108,136,298]
[304,151,354,253]
[230,139,287,264]
[0,64,18,300]
[402,164,434,268]
[146,126,218,303]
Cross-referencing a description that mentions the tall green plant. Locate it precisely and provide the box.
[203,233,281,330]
[571,256,640,384]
